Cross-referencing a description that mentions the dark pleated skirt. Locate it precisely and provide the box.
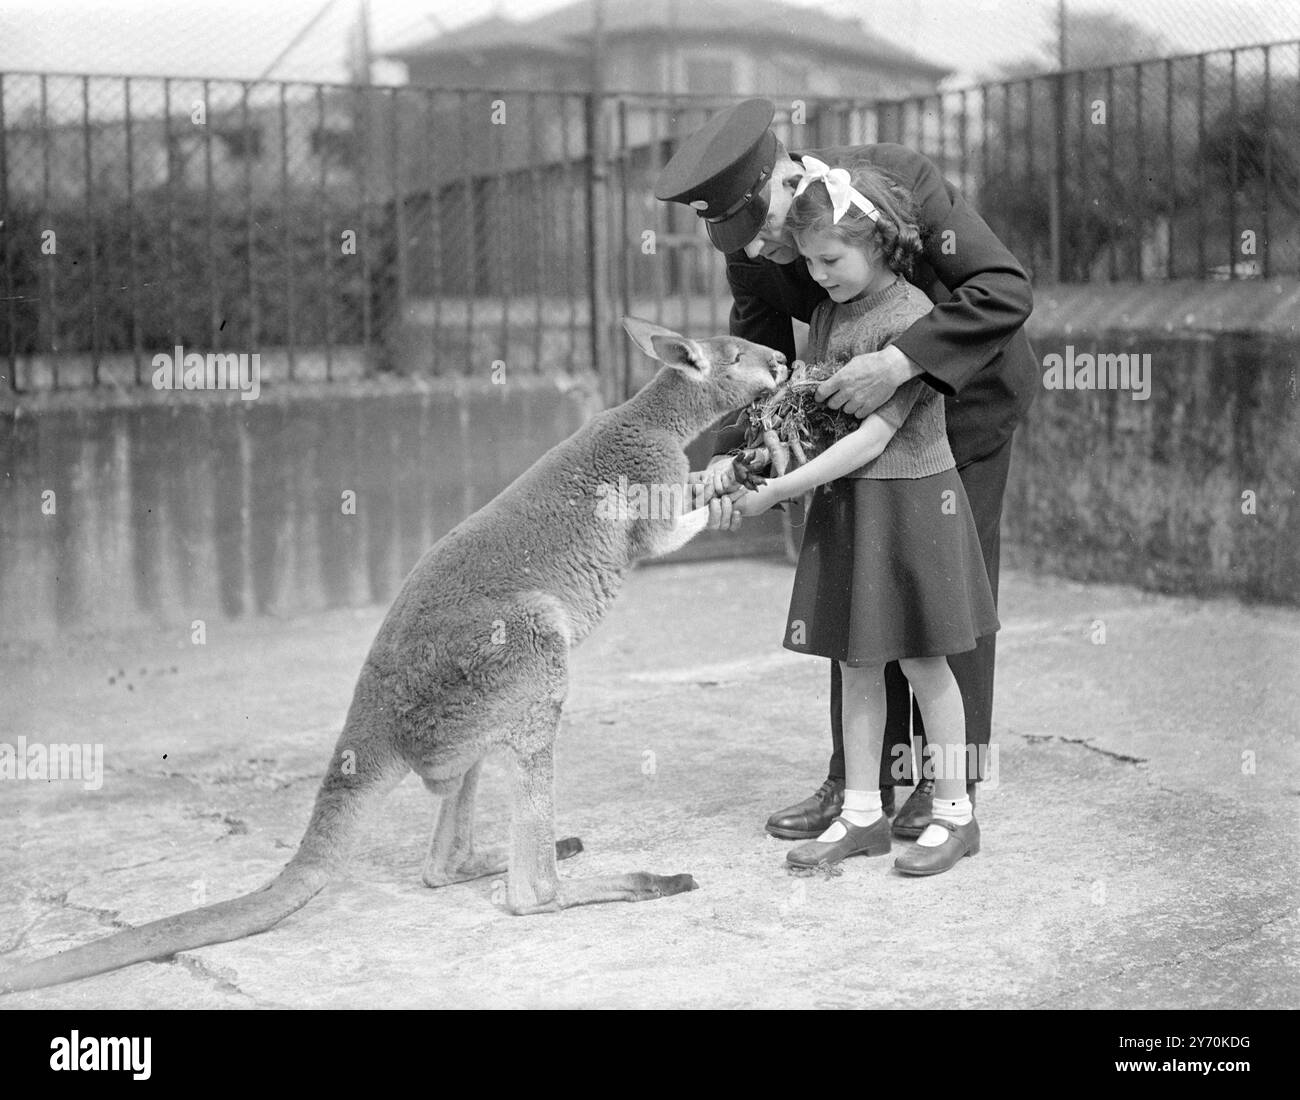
[784,470,999,668]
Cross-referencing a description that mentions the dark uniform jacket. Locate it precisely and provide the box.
[719,143,1037,468]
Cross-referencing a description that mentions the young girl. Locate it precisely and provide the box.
[732,157,999,876]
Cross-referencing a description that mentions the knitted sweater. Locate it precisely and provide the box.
[807,277,955,479]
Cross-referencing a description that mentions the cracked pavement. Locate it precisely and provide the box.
[1,561,1297,1008]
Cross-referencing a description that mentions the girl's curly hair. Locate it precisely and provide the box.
[784,157,925,279]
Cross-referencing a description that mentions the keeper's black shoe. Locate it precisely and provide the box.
[766,781,897,840]
[765,778,843,840]
[892,779,978,839]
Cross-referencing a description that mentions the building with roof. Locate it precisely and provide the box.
[383,0,950,100]
[372,2,953,321]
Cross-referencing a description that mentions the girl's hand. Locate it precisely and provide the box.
[733,484,779,517]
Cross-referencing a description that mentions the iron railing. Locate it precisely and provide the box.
[863,39,1300,285]
[2,39,1297,397]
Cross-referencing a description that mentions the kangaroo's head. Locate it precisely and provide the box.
[623,318,788,419]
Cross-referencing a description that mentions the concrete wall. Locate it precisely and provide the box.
[0,370,789,644]
[1008,280,1300,605]
[0,376,606,642]
[2,279,1295,645]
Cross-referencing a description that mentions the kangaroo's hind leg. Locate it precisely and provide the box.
[421,761,582,889]
[505,687,697,915]
[419,590,695,913]
[506,738,697,915]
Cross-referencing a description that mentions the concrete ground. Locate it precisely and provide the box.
[1,560,1297,1009]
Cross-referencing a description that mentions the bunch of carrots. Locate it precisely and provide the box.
[730,359,861,488]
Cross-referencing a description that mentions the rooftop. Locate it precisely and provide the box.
[384,0,950,77]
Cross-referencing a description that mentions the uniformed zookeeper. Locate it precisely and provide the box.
[658,98,1038,842]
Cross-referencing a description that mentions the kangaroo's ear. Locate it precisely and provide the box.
[648,334,711,376]
[623,317,685,360]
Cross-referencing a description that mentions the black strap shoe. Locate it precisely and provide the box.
[787,814,891,867]
[894,816,980,875]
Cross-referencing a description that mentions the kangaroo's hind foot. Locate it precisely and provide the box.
[505,740,697,916]
[422,840,584,888]
[509,870,699,915]
[420,760,581,888]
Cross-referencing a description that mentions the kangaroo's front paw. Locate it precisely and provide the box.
[631,871,698,900]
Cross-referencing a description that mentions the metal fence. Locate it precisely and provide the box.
[883,39,1300,285]
[0,78,603,393]
[2,39,1298,397]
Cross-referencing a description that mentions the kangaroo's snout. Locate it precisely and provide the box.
[747,346,787,391]
[771,351,789,387]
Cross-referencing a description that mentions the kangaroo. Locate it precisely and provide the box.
[1,319,788,994]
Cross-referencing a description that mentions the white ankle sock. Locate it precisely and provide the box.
[917,794,972,847]
[818,789,881,842]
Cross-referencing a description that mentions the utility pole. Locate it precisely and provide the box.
[587,0,615,400]
[1048,0,1067,283]
[1058,0,1068,69]
[357,0,373,85]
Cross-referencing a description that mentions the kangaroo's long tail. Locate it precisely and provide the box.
[1,749,403,995]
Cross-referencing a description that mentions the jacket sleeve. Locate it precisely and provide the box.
[709,255,804,455]
[874,144,1034,398]
[726,257,799,361]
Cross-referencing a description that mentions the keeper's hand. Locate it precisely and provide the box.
[816,346,921,418]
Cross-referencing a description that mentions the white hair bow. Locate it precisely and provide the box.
[794,155,880,224]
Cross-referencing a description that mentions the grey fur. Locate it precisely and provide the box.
[0,320,786,993]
